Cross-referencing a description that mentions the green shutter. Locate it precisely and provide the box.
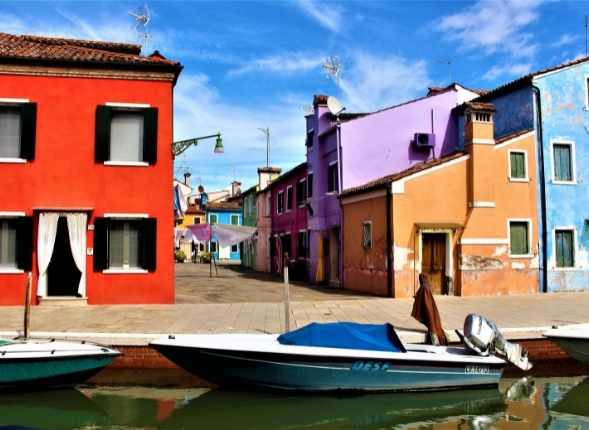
[556,230,574,268]
[510,152,525,179]
[554,144,572,181]
[510,222,529,255]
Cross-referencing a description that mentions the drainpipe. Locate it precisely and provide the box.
[336,117,344,288]
[386,182,395,297]
[532,85,548,293]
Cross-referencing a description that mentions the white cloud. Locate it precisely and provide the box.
[482,63,533,81]
[551,33,581,48]
[227,52,324,77]
[295,0,342,33]
[436,0,542,59]
[174,74,307,190]
[335,52,430,112]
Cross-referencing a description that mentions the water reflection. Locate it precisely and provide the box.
[0,377,587,430]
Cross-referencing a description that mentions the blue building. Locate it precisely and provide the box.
[459,56,589,292]
[205,200,242,263]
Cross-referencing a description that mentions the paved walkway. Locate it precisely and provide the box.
[1,292,588,346]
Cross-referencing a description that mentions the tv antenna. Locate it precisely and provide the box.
[129,4,151,50]
[323,55,342,83]
[436,58,453,83]
[258,127,271,167]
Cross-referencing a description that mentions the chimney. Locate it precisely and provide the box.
[464,102,496,208]
[258,166,282,191]
[231,181,242,197]
[183,172,191,188]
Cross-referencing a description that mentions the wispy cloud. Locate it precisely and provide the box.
[335,52,430,112]
[482,63,533,81]
[227,51,324,77]
[436,0,542,59]
[295,0,342,33]
[550,33,581,48]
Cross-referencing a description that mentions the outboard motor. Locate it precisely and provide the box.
[462,314,532,371]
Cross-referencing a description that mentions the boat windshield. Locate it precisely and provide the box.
[0,339,13,347]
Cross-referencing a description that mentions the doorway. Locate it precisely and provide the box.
[328,227,340,286]
[47,217,81,297]
[421,232,447,295]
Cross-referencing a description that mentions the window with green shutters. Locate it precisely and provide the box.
[509,221,530,256]
[553,143,574,182]
[231,215,239,225]
[555,229,574,268]
[509,150,527,180]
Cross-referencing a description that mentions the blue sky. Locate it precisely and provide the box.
[1,0,586,190]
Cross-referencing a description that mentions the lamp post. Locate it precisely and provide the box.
[173,132,224,157]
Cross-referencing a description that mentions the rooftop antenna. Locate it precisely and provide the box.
[436,58,453,83]
[585,16,588,56]
[323,55,343,84]
[258,127,271,167]
[129,4,151,51]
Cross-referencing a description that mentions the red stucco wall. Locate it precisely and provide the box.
[0,72,174,305]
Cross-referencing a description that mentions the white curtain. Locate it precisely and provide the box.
[37,212,60,297]
[66,213,87,297]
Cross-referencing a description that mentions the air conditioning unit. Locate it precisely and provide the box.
[414,132,435,149]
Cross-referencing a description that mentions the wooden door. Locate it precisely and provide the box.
[421,233,446,295]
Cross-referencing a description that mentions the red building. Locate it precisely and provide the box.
[0,33,181,305]
[268,162,309,280]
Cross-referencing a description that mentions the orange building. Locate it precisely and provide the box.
[341,102,539,297]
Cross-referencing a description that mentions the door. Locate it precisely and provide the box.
[421,233,447,295]
[328,227,340,285]
[47,217,81,297]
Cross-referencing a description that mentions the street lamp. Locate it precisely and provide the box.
[173,132,224,157]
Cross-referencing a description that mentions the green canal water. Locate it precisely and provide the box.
[0,377,588,430]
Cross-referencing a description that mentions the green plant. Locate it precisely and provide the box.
[175,249,187,263]
[200,251,212,263]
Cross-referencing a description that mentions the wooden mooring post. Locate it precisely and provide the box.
[23,272,32,339]
[283,253,290,332]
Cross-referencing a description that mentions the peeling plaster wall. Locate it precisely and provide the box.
[534,65,589,292]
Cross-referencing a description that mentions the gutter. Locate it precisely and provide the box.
[532,85,548,293]
[386,182,395,297]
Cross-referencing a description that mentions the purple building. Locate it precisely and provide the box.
[306,84,480,286]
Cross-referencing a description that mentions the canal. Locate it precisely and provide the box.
[1,377,587,429]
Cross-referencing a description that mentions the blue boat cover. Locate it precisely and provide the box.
[277,322,406,352]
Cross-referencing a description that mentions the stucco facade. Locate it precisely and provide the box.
[205,202,242,262]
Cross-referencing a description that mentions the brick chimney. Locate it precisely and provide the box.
[231,181,242,197]
[258,166,282,190]
[464,102,496,208]
[183,172,191,188]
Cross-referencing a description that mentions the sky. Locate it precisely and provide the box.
[2,0,587,191]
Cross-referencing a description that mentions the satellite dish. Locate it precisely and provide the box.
[327,96,345,116]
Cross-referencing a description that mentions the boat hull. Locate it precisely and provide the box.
[153,344,503,392]
[547,337,589,364]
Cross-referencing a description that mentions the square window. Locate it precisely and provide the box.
[108,220,141,269]
[110,111,144,162]
[0,107,21,158]
[509,151,527,180]
[297,231,308,258]
[231,244,238,253]
[328,163,339,193]
[0,219,18,268]
[553,143,574,182]
[555,229,575,268]
[362,222,372,249]
[210,241,218,253]
[209,214,218,224]
[286,187,293,211]
[296,179,307,206]
[277,191,284,214]
[509,221,530,256]
[194,217,201,224]
[231,214,239,225]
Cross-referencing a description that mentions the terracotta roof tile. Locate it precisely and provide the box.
[206,200,242,211]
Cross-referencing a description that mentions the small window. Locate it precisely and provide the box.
[110,112,144,162]
[286,186,293,211]
[509,221,530,256]
[231,244,238,253]
[305,129,314,147]
[231,214,239,225]
[0,104,36,161]
[108,220,141,269]
[297,231,308,258]
[209,214,218,225]
[509,150,527,181]
[553,143,574,182]
[194,217,201,224]
[209,241,218,253]
[362,222,372,249]
[555,229,575,268]
[0,219,17,268]
[265,194,271,217]
[307,173,314,198]
[199,243,205,252]
[277,191,284,214]
[296,179,307,206]
[327,162,339,193]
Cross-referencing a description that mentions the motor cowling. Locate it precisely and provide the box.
[463,313,532,371]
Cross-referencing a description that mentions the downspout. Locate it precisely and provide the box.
[532,85,548,293]
[336,117,344,288]
[386,182,395,297]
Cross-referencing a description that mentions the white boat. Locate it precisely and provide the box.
[544,324,589,364]
[0,338,120,389]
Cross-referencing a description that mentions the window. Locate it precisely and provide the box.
[296,179,307,206]
[231,244,238,253]
[307,173,314,198]
[327,162,339,193]
[265,194,271,217]
[93,217,156,272]
[95,106,158,165]
[0,217,32,271]
[199,243,205,252]
[509,150,527,181]
[555,229,575,268]
[231,214,239,225]
[194,217,201,224]
[297,231,308,258]
[0,219,17,268]
[286,186,293,211]
[209,241,218,253]
[509,220,530,256]
[0,103,36,161]
[277,191,284,214]
[553,142,574,183]
[362,222,372,249]
[305,129,314,147]
[209,214,218,224]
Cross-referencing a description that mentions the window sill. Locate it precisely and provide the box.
[0,157,27,164]
[509,254,535,259]
[509,177,529,183]
[552,180,577,185]
[104,161,149,167]
[0,268,24,274]
[325,191,339,196]
[553,267,582,272]
[102,268,149,274]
